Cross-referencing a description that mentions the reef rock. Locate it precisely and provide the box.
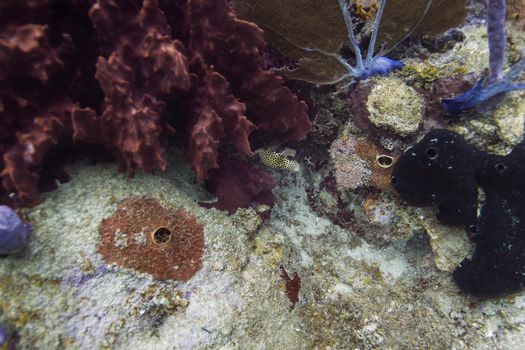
[349,76,425,141]
[330,136,372,191]
[365,77,425,137]
[420,213,475,272]
[330,134,396,192]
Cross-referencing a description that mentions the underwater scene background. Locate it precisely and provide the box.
[1,0,525,349]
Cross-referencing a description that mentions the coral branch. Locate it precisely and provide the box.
[337,0,364,70]
[366,0,388,62]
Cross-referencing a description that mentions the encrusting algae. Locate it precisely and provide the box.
[365,76,425,137]
[98,196,204,281]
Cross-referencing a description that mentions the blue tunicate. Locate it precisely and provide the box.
[0,205,31,255]
[360,57,405,80]
[335,0,405,81]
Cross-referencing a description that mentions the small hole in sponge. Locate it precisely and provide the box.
[495,162,507,173]
[152,227,172,245]
[426,147,438,159]
[376,155,394,168]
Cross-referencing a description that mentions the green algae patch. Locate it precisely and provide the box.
[401,62,441,86]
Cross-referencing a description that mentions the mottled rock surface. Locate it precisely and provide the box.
[0,148,524,349]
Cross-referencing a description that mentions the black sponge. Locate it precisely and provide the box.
[392,129,525,298]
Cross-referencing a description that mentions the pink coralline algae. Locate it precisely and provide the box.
[330,136,372,191]
[0,0,311,209]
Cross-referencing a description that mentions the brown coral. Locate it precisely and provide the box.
[0,12,82,205]
[98,196,204,281]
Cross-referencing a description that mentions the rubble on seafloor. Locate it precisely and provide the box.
[0,139,524,349]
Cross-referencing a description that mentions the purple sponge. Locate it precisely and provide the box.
[488,0,506,83]
[0,205,31,255]
[0,324,6,347]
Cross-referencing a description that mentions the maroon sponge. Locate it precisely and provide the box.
[0,0,311,210]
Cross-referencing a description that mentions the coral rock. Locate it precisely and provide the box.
[310,108,340,145]
[348,76,426,144]
[508,0,525,29]
[365,77,425,137]
[99,196,204,281]
[330,136,372,191]
[421,215,474,272]
[330,135,395,191]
